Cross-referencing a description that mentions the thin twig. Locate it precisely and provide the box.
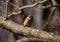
[8,0,47,10]
[19,0,47,10]
[42,4,60,9]
[43,7,56,28]
[42,0,58,28]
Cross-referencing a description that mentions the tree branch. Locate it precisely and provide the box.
[0,17,60,42]
[16,37,59,42]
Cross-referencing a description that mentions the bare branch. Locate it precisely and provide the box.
[19,0,47,10]
[15,37,57,42]
[16,38,45,42]
[0,17,60,41]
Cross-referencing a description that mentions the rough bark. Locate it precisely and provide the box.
[0,17,60,42]
[16,37,58,42]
